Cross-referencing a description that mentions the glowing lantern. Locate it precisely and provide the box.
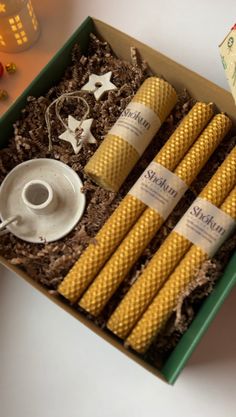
[0,0,40,52]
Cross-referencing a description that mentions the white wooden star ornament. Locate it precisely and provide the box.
[81,71,117,100]
[59,115,96,154]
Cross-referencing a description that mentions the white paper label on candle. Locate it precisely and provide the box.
[129,161,188,220]
[109,102,161,155]
[174,197,236,257]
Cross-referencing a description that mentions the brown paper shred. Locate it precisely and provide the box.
[144,234,236,368]
[0,33,235,368]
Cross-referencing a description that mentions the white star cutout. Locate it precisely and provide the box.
[81,71,117,100]
[59,115,96,154]
[0,3,6,12]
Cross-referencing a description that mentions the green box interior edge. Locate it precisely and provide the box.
[0,16,236,384]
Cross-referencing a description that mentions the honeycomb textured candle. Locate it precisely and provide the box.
[126,187,236,353]
[84,77,177,192]
[79,114,231,316]
[58,102,213,303]
[107,145,236,338]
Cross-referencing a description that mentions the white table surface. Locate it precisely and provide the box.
[0,1,236,416]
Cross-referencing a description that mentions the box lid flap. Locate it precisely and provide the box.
[219,24,236,105]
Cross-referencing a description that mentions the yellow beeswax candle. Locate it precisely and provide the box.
[107,146,236,338]
[79,114,231,316]
[126,187,236,353]
[58,102,213,303]
[84,77,177,192]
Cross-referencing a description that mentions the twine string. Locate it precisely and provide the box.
[45,91,90,151]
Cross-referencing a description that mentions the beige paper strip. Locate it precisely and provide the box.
[58,102,213,303]
[174,197,236,257]
[107,146,236,338]
[84,77,177,192]
[79,114,231,316]
[126,186,236,353]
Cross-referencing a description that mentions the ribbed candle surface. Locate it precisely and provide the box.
[58,102,213,303]
[126,186,236,353]
[107,145,236,338]
[84,77,177,192]
[79,114,231,316]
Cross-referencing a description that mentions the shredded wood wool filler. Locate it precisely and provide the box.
[0,33,235,369]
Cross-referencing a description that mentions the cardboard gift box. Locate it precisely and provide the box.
[0,16,236,384]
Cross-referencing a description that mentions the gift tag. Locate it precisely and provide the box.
[81,71,117,100]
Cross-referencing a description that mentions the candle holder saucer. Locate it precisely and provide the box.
[0,158,86,243]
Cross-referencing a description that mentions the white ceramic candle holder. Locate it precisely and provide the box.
[22,179,57,215]
[0,215,19,235]
[0,159,86,243]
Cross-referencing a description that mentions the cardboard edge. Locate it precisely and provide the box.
[92,18,235,110]
[219,28,232,47]
[0,255,167,383]
[0,15,236,384]
[162,251,236,384]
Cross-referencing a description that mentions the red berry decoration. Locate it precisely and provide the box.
[0,62,4,78]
